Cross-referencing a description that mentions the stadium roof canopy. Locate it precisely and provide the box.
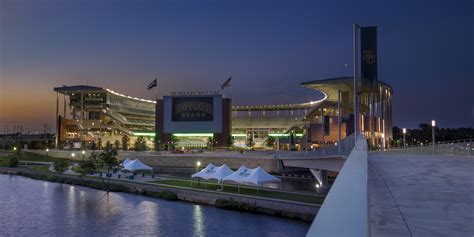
[54,85,104,92]
[301,76,392,103]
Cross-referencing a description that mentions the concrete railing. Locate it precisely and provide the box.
[306,133,369,237]
[381,139,473,157]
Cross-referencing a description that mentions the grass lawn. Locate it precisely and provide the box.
[150,179,324,204]
[17,152,68,163]
[32,165,51,172]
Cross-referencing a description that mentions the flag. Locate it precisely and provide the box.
[221,77,231,90]
[147,79,157,90]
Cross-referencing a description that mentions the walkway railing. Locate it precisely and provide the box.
[306,133,369,237]
[276,133,358,159]
[381,139,473,157]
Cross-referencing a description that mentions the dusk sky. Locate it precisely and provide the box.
[0,0,472,132]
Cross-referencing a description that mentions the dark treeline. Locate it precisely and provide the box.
[392,123,474,147]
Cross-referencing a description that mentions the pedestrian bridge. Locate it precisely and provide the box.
[305,136,473,237]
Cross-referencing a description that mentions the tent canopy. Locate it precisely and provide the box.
[191,163,217,179]
[122,158,133,167]
[123,159,153,171]
[222,166,280,186]
[207,164,234,181]
[222,165,254,183]
[244,167,280,186]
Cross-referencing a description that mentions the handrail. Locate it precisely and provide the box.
[306,133,369,237]
[380,139,473,157]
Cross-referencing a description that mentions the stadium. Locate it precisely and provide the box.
[53,77,393,150]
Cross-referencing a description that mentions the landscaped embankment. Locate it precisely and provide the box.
[0,167,318,221]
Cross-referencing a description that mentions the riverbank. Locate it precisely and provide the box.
[0,167,318,221]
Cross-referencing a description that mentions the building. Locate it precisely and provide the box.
[53,77,392,150]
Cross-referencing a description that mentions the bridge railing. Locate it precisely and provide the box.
[380,139,473,157]
[276,133,358,159]
[306,133,369,236]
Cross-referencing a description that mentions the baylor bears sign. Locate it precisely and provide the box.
[172,97,214,122]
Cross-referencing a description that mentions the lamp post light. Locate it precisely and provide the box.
[402,128,406,148]
[81,150,86,162]
[431,120,436,154]
[46,148,49,156]
[276,131,280,151]
[71,153,75,161]
[196,161,201,185]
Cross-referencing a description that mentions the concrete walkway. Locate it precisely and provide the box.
[369,154,474,237]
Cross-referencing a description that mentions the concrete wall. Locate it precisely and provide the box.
[120,153,280,174]
[25,149,280,173]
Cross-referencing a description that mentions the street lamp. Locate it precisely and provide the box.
[402,128,406,148]
[431,120,436,154]
[81,150,86,161]
[46,148,49,156]
[196,161,202,185]
[431,120,436,143]
[71,153,75,161]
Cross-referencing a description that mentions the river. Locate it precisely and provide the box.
[0,174,310,237]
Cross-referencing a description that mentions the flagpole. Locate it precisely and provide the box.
[155,78,158,101]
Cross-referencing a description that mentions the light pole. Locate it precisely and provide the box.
[276,131,280,151]
[196,161,201,185]
[46,148,49,156]
[81,150,86,162]
[71,153,75,161]
[402,128,406,148]
[432,120,436,154]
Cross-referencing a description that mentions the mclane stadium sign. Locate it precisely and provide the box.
[172,97,214,122]
[171,91,220,96]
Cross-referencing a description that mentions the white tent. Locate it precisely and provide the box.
[122,158,133,167]
[207,164,234,181]
[222,165,254,183]
[222,166,280,194]
[191,163,217,180]
[222,165,255,193]
[244,167,281,186]
[123,159,153,172]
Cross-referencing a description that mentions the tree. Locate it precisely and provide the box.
[134,136,147,151]
[97,138,103,150]
[265,136,276,148]
[114,140,120,150]
[105,141,112,150]
[227,135,235,147]
[77,150,118,194]
[246,136,255,148]
[77,154,97,177]
[121,135,130,150]
[170,135,179,150]
[91,141,97,150]
[53,160,69,174]
[207,136,217,150]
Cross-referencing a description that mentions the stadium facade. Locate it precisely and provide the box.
[54,77,392,150]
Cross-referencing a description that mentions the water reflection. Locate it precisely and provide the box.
[193,205,206,237]
[0,174,309,237]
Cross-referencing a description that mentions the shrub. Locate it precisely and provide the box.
[215,198,257,212]
[8,156,19,167]
[144,190,178,201]
[53,160,69,173]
